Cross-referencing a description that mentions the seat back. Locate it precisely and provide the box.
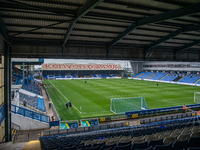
[188,137,200,148]
[172,138,188,150]
[132,141,148,149]
[153,142,173,150]
[114,143,131,150]
[148,139,163,148]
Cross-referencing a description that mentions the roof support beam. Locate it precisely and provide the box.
[10,20,72,37]
[175,39,200,53]
[107,2,200,50]
[62,0,104,47]
[144,24,200,52]
[0,14,8,40]
[10,0,68,17]
[145,29,183,52]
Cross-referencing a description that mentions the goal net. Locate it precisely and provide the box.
[111,97,147,114]
[194,92,200,103]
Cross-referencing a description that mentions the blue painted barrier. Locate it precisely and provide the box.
[125,104,200,117]
[11,104,50,123]
[50,121,60,128]
[0,104,5,125]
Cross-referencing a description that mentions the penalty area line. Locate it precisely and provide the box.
[48,80,85,114]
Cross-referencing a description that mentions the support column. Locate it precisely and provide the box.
[4,42,11,142]
[23,62,24,86]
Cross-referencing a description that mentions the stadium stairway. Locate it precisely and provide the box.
[146,73,155,79]
[118,74,123,78]
[173,76,183,82]
[75,73,78,78]
[135,72,144,78]
[194,79,200,84]
[159,74,169,80]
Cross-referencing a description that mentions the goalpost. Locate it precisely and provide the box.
[111,97,148,114]
[194,92,200,103]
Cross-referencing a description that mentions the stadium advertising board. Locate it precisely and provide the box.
[42,63,124,70]
[60,122,79,129]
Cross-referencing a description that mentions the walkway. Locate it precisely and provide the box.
[42,88,55,119]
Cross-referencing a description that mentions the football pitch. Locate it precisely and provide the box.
[44,79,200,121]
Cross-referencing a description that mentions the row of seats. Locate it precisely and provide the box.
[149,73,168,80]
[178,77,200,84]
[19,93,38,109]
[40,116,200,150]
[133,72,200,83]
[22,83,42,96]
[20,82,46,112]
[40,137,200,150]
[12,67,28,76]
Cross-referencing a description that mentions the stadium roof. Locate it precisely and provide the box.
[1,0,200,61]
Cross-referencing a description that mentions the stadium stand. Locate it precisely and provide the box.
[160,74,178,82]
[133,71,200,85]
[42,63,123,79]
[22,82,42,96]
[148,72,168,80]
[19,88,46,112]
[132,72,144,78]
[138,72,155,79]
[178,76,199,84]
[12,67,30,84]
[40,115,200,150]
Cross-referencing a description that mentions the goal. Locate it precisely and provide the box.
[194,92,200,103]
[111,97,147,114]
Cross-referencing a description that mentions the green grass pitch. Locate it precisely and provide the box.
[44,79,200,121]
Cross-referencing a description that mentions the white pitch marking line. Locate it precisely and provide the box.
[49,80,85,114]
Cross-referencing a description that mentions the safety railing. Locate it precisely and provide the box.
[11,104,50,123]
[42,121,129,137]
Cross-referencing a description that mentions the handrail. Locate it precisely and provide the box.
[11,104,50,123]
[11,122,20,131]
[125,103,200,117]
[42,121,129,137]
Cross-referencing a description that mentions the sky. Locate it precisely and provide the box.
[35,59,131,69]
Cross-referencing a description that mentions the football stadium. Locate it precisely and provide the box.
[1,1,200,150]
